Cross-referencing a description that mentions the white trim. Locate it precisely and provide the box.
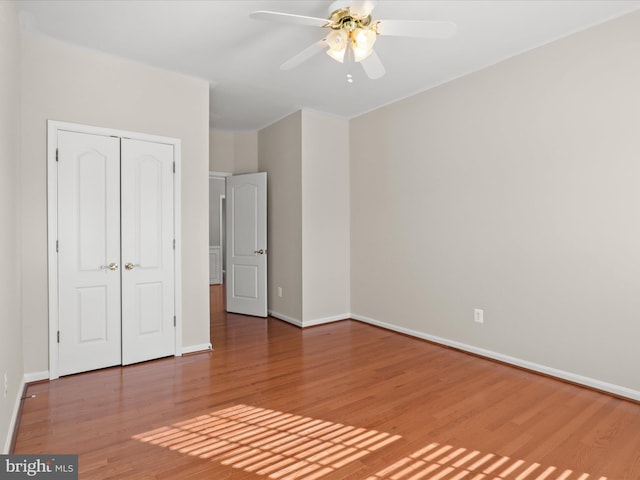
[302,314,350,328]
[3,377,25,454]
[219,194,225,249]
[269,311,350,328]
[352,313,640,402]
[47,120,183,377]
[269,311,303,327]
[46,122,59,379]
[209,246,223,284]
[173,140,183,357]
[209,171,232,178]
[181,343,213,355]
[4,371,50,453]
[23,371,49,384]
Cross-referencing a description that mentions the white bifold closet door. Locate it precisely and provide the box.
[120,138,175,365]
[57,130,175,376]
[58,131,122,375]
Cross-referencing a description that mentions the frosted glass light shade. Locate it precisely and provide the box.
[352,28,376,62]
[327,29,348,51]
[327,47,347,63]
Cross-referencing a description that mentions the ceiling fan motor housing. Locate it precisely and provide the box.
[328,7,376,32]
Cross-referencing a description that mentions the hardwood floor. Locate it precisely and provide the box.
[13,285,640,479]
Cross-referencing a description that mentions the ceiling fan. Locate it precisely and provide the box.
[250,0,456,80]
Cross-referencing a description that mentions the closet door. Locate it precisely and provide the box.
[121,139,176,365]
[57,131,122,376]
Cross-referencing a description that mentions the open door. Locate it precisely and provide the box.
[226,172,267,317]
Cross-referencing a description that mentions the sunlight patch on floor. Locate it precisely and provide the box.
[132,404,401,479]
[364,442,609,480]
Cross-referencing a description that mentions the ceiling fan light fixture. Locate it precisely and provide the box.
[352,27,377,62]
[327,29,348,50]
[352,42,373,62]
[326,28,348,63]
[327,46,347,63]
[252,5,457,81]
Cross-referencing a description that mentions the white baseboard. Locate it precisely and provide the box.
[24,371,49,383]
[269,311,303,327]
[302,314,351,327]
[3,376,25,454]
[181,343,213,355]
[4,371,52,452]
[269,311,350,328]
[352,313,640,402]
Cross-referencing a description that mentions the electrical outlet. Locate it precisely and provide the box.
[474,308,484,324]
[277,286,283,298]
[3,372,7,398]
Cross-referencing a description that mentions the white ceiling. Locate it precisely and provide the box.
[17,0,640,131]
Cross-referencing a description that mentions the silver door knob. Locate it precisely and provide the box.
[254,249,265,255]
[100,262,119,271]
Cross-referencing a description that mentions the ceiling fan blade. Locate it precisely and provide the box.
[281,38,328,71]
[250,11,328,28]
[360,50,385,79]
[376,20,457,38]
[349,0,377,17]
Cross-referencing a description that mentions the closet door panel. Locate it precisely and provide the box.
[57,131,122,376]
[121,139,176,365]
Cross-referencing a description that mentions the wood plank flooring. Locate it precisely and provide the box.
[13,285,640,479]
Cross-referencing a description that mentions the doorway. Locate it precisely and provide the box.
[47,121,183,379]
[209,172,229,285]
[208,171,268,317]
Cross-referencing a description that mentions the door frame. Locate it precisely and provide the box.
[209,171,230,285]
[47,120,183,379]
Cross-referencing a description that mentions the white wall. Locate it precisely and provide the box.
[0,0,25,453]
[350,11,640,396]
[301,111,350,324]
[258,112,303,322]
[21,34,211,374]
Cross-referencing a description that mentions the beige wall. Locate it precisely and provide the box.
[209,128,258,174]
[0,0,24,453]
[258,112,303,321]
[350,11,640,393]
[301,111,350,323]
[209,129,234,172]
[257,111,350,325]
[234,131,259,174]
[21,34,211,374]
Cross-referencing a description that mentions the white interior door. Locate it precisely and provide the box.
[121,139,176,365]
[57,131,122,376]
[226,173,267,317]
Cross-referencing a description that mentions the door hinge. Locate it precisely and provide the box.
[57,331,60,343]
[56,148,59,162]
[56,240,59,253]
[173,239,176,250]
[172,161,175,173]
[173,316,176,327]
